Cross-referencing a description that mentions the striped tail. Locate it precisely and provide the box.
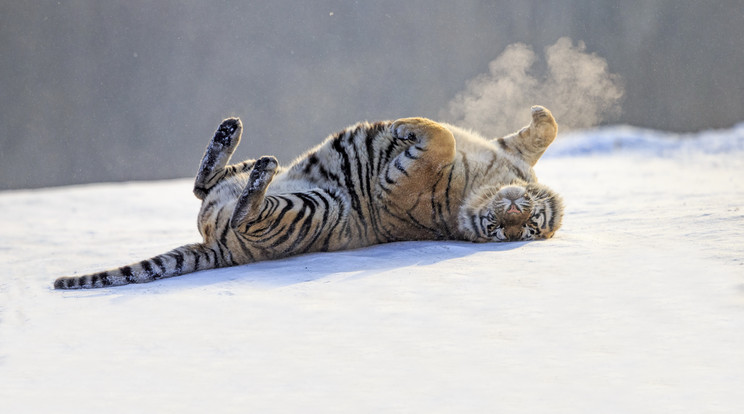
[54,243,223,289]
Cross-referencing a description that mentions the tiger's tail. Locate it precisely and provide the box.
[53,243,224,289]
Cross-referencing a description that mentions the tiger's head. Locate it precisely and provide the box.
[458,182,564,242]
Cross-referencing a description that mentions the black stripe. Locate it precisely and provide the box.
[249,196,294,241]
[99,271,112,286]
[393,158,409,176]
[379,181,393,194]
[218,210,232,246]
[497,138,508,150]
[381,140,398,165]
[321,190,347,251]
[193,251,201,271]
[173,252,184,274]
[367,122,392,179]
[316,165,340,184]
[460,152,471,199]
[299,190,331,252]
[364,124,380,174]
[547,199,556,230]
[303,153,319,174]
[331,131,366,238]
[121,266,135,283]
[233,231,256,261]
[353,132,367,198]
[470,214,480,238]
[208,248,220,266]
[405,208,439,234]
[286,193,317,252]
[362,134,382,241]
[431,172,452,239]
[139,260,155,281]
[482,153,498,177]
[202,200,218,215]
[445,164,455,217]
[404,146,420,160]
[214,240,229,265]
[269,196,310,249]
[152,256,167,273]
[377,204,421,238]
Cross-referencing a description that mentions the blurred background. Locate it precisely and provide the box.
[2,0,743,190]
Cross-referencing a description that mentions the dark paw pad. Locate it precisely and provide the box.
[246,156,278,193]
[253,156,278,171]
[214,118,241,145]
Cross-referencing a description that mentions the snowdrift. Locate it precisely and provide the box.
[1,125,743,413]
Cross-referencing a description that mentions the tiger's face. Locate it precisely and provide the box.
[459,182,564,242]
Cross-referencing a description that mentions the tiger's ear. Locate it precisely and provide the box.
[525,182,564,239]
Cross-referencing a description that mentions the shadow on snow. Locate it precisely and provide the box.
[59,240,530,296]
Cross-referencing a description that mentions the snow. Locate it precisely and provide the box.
[548,122,744,157]
[1,125,744,413]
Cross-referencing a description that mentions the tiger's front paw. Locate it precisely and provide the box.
[391,117,445,142]
[391,117,456,166]
[528,106,557,147]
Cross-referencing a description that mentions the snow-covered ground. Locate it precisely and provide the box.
[1,124,743,413]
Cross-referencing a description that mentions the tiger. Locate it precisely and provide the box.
[54,105,564,289]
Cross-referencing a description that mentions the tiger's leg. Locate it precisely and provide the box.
[194,118,255,200]
[230,156,279,229]
[230,157,348,256]
[384,117,456,189]
[493,105,557,166]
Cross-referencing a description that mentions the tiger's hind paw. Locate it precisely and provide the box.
[247,156,278,192]
[194,118,245,200]
[213,117,242,147]
[231,156,279,230]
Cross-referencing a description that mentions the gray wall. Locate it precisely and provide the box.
[2,0,743,190]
